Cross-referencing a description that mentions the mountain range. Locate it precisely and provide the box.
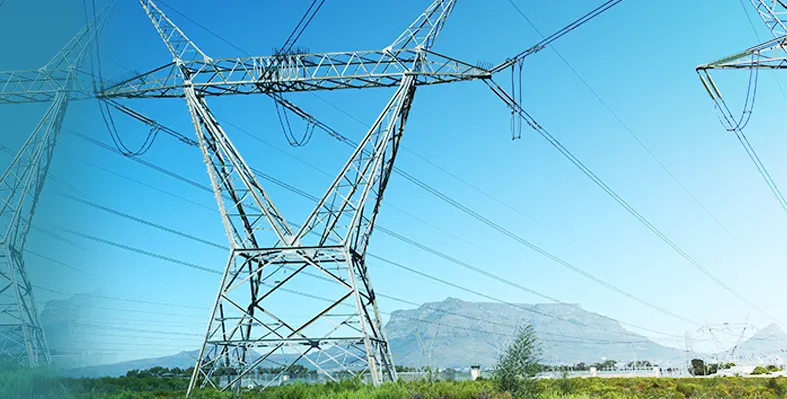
[51,297,787,377]
[385,297,687,367]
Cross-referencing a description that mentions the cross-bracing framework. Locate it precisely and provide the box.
[696,1,787,209]
[98,0,618,393]
[697,0,787,125]
[0,5,114,366]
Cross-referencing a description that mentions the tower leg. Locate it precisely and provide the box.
[0,246,49,366]
[187,247,395,394]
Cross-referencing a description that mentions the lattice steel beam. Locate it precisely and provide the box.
[106,0,618,394]
[0,2,113,366]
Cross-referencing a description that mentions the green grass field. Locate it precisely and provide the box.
[5,368,787,399]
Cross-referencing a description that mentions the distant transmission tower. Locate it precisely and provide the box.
[0,5,113,366]
[98,0,618,394]
[684,332,694,372]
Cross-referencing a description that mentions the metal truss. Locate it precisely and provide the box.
[91,0,619,394]
[696,1,787,123]
[698,35,787,71]
[695,2,787,211]
[97,49,489,99]
[0,6,113,104]
[0,69,93,104]
[0,3,113,366]
[749,0,787,38]
[698,1,787,71]
[0,92,67,366]
[107,0,447,393]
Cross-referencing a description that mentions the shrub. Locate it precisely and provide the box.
[557,371,575,395]
[676,382,701,398]
[767,377,787,396]
[0,366,74,399]
[753,366,770,375]
[493,324,541,398]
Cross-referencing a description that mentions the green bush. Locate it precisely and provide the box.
[753,366,770,375]
[0,366,74,399]
[556,371,575,395]
[493,324,541,398]
[676,382,702,398]
[47,372,787,399]
[766,364,781,373]
[767,377,787,396]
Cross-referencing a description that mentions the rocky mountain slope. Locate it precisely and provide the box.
[385,297,686,367]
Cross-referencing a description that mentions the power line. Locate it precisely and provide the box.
[736,0,787,105]
[503,0,784,323]
[80,7,704,341]
[731,0,787,214]
[514,103,783,324]
[56,191,228,251]
[219,113,700,326]
[179,78,706,326]
[70,129,697,334]
[280,0,326,54]
[25,248,94,276]
[92,16,652,322]
[393,168,699,326]
[369,254,679,340]
[504,0,730,233]
[307,92,587,248]
[72,156,217,213]
[157,0,249,56]
[507,1,783,324]
[61,228,222,275]
[109,1,585,256]
[56,175,683,342]
[32,284,207,311]
[69,323,204,338]
[38,276,661,348]
[733,128,787,213]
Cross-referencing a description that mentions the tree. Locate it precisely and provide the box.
[690,359,703,376]
[688,359,720,376]
[494,324,541,398]
[627,360,652,368]
[440,368,457,381]
[593,360,617,370]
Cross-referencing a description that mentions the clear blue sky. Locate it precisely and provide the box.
[2,0,787,362]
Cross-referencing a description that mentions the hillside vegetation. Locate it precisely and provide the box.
[6,368,787,399]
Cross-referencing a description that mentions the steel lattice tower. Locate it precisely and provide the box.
[0,5,112,366]
[696,0,787,209]
[97,0,618,393]
[697,1,787,118]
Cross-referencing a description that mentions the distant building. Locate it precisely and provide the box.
[470,365,481,381]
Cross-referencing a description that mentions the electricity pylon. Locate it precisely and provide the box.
[0,4,113,366]
[696,1,787,210]
[99,0,618,393]
[697,0,787,125]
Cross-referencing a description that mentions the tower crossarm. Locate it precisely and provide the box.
[696,35,787,70]
[0,1,114,104]
[0,69,94,104]
[98,49,491,99]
